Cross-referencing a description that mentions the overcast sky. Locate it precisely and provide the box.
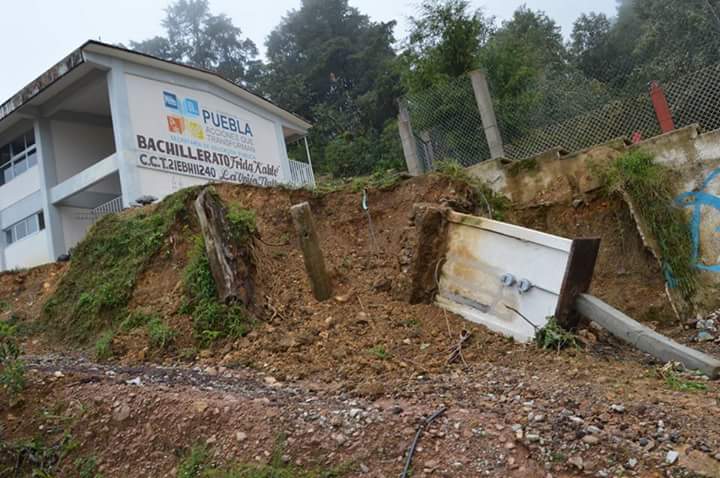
[0,0,617,101]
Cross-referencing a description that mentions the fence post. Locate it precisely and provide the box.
[649,81,675,133]
[398,100,424,176]
[469,70,506,160]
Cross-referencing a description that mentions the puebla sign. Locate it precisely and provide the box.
[126,75,285,187]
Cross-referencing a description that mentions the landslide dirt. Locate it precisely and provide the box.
[1,175,720,477]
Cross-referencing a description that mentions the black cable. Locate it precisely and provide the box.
[400,407,447,478]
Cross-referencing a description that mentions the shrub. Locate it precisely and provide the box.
[534,317,577,351]
[147,318,175,350]
[94,331,114,360]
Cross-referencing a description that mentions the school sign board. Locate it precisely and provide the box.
[125,74,287,190]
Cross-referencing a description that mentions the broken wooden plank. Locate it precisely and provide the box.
[290,202,332,301]
[576,293,720,378]
[555,238,601,329]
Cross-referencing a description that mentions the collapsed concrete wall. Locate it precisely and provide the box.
[468,125,720,315]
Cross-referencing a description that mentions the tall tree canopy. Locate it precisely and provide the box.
[401,0,493,91]
[261,0,404,176]
[130,0,261,87]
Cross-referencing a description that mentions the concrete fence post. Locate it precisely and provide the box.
[397,100,424,176]
[469,70,506,160]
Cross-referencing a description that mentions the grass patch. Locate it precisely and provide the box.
[182,237,252,348]
[119,310,156,332]
[147,317,175,350]
[535,317,577,352]
[0,320,25,399]
[435,159,509,220]
[43,187,199,343]
[599,150,697,299]
[658,364,708,392]
[94,330,114,361]
[507,157,539,177]
[368,344,389,360]
[177,442,346,478]
[227,205,257,243]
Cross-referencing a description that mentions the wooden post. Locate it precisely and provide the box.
[290,202,333,301]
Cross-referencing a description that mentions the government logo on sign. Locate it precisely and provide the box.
[162,90,205,140]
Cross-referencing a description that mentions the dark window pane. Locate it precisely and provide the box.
[25,130,35,147]
[38,212,45,230]
[0,145,10,165]
[5,230,12,245]
[10,135,25,156]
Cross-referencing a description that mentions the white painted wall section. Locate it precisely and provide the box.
[51,120,115,183]
[0,167,41,211]
[4,230,51,270]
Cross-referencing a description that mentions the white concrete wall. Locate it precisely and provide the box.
[0,166,40,211]
[51,120,115,185]
[59,206,93,252]
[4,229,50,270]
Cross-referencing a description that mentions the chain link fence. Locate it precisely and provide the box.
[405,75,489,168]
[403,40,720,168]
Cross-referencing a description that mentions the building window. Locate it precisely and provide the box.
[5,212,44,245]
[0,130,37,186]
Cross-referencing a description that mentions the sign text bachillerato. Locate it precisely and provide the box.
[125,74,286,188]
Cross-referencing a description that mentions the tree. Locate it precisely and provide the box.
[261,0,404,176]
[129,0,261,88]
[401,0,493,91]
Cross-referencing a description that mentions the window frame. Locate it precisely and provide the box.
[0,130,37,186]
[4,212,45,246]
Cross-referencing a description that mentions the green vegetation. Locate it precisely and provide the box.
[535,317,578,352]
[0,320,25,399]
[368,345,389,360]
[177,442,346,478]
[182,237,252,347]
[435,159,510,220]
[507,158,539,177]
[0,433,80,477]
[227,206,257,243]
[76,456,104,478]
[119,310,156,332]
[147,317,176,350]
[600,150,697,299]
[94,331,114,361]
[660,368,708,393]
[43,188,198,343]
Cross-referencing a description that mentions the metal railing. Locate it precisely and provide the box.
[91,196,124,222]
[288,159,316,189]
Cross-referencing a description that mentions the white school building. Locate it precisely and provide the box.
[0,41,313,271]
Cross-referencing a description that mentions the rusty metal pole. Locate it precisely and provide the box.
[650,81,676,133]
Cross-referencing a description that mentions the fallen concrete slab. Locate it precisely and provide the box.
[576,293,720,378]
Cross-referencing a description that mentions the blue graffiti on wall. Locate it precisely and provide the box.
[675,167,720,272]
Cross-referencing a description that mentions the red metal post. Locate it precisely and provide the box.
[650,81,675,133]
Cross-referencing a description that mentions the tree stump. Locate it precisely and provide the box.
[194,188,254,306]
